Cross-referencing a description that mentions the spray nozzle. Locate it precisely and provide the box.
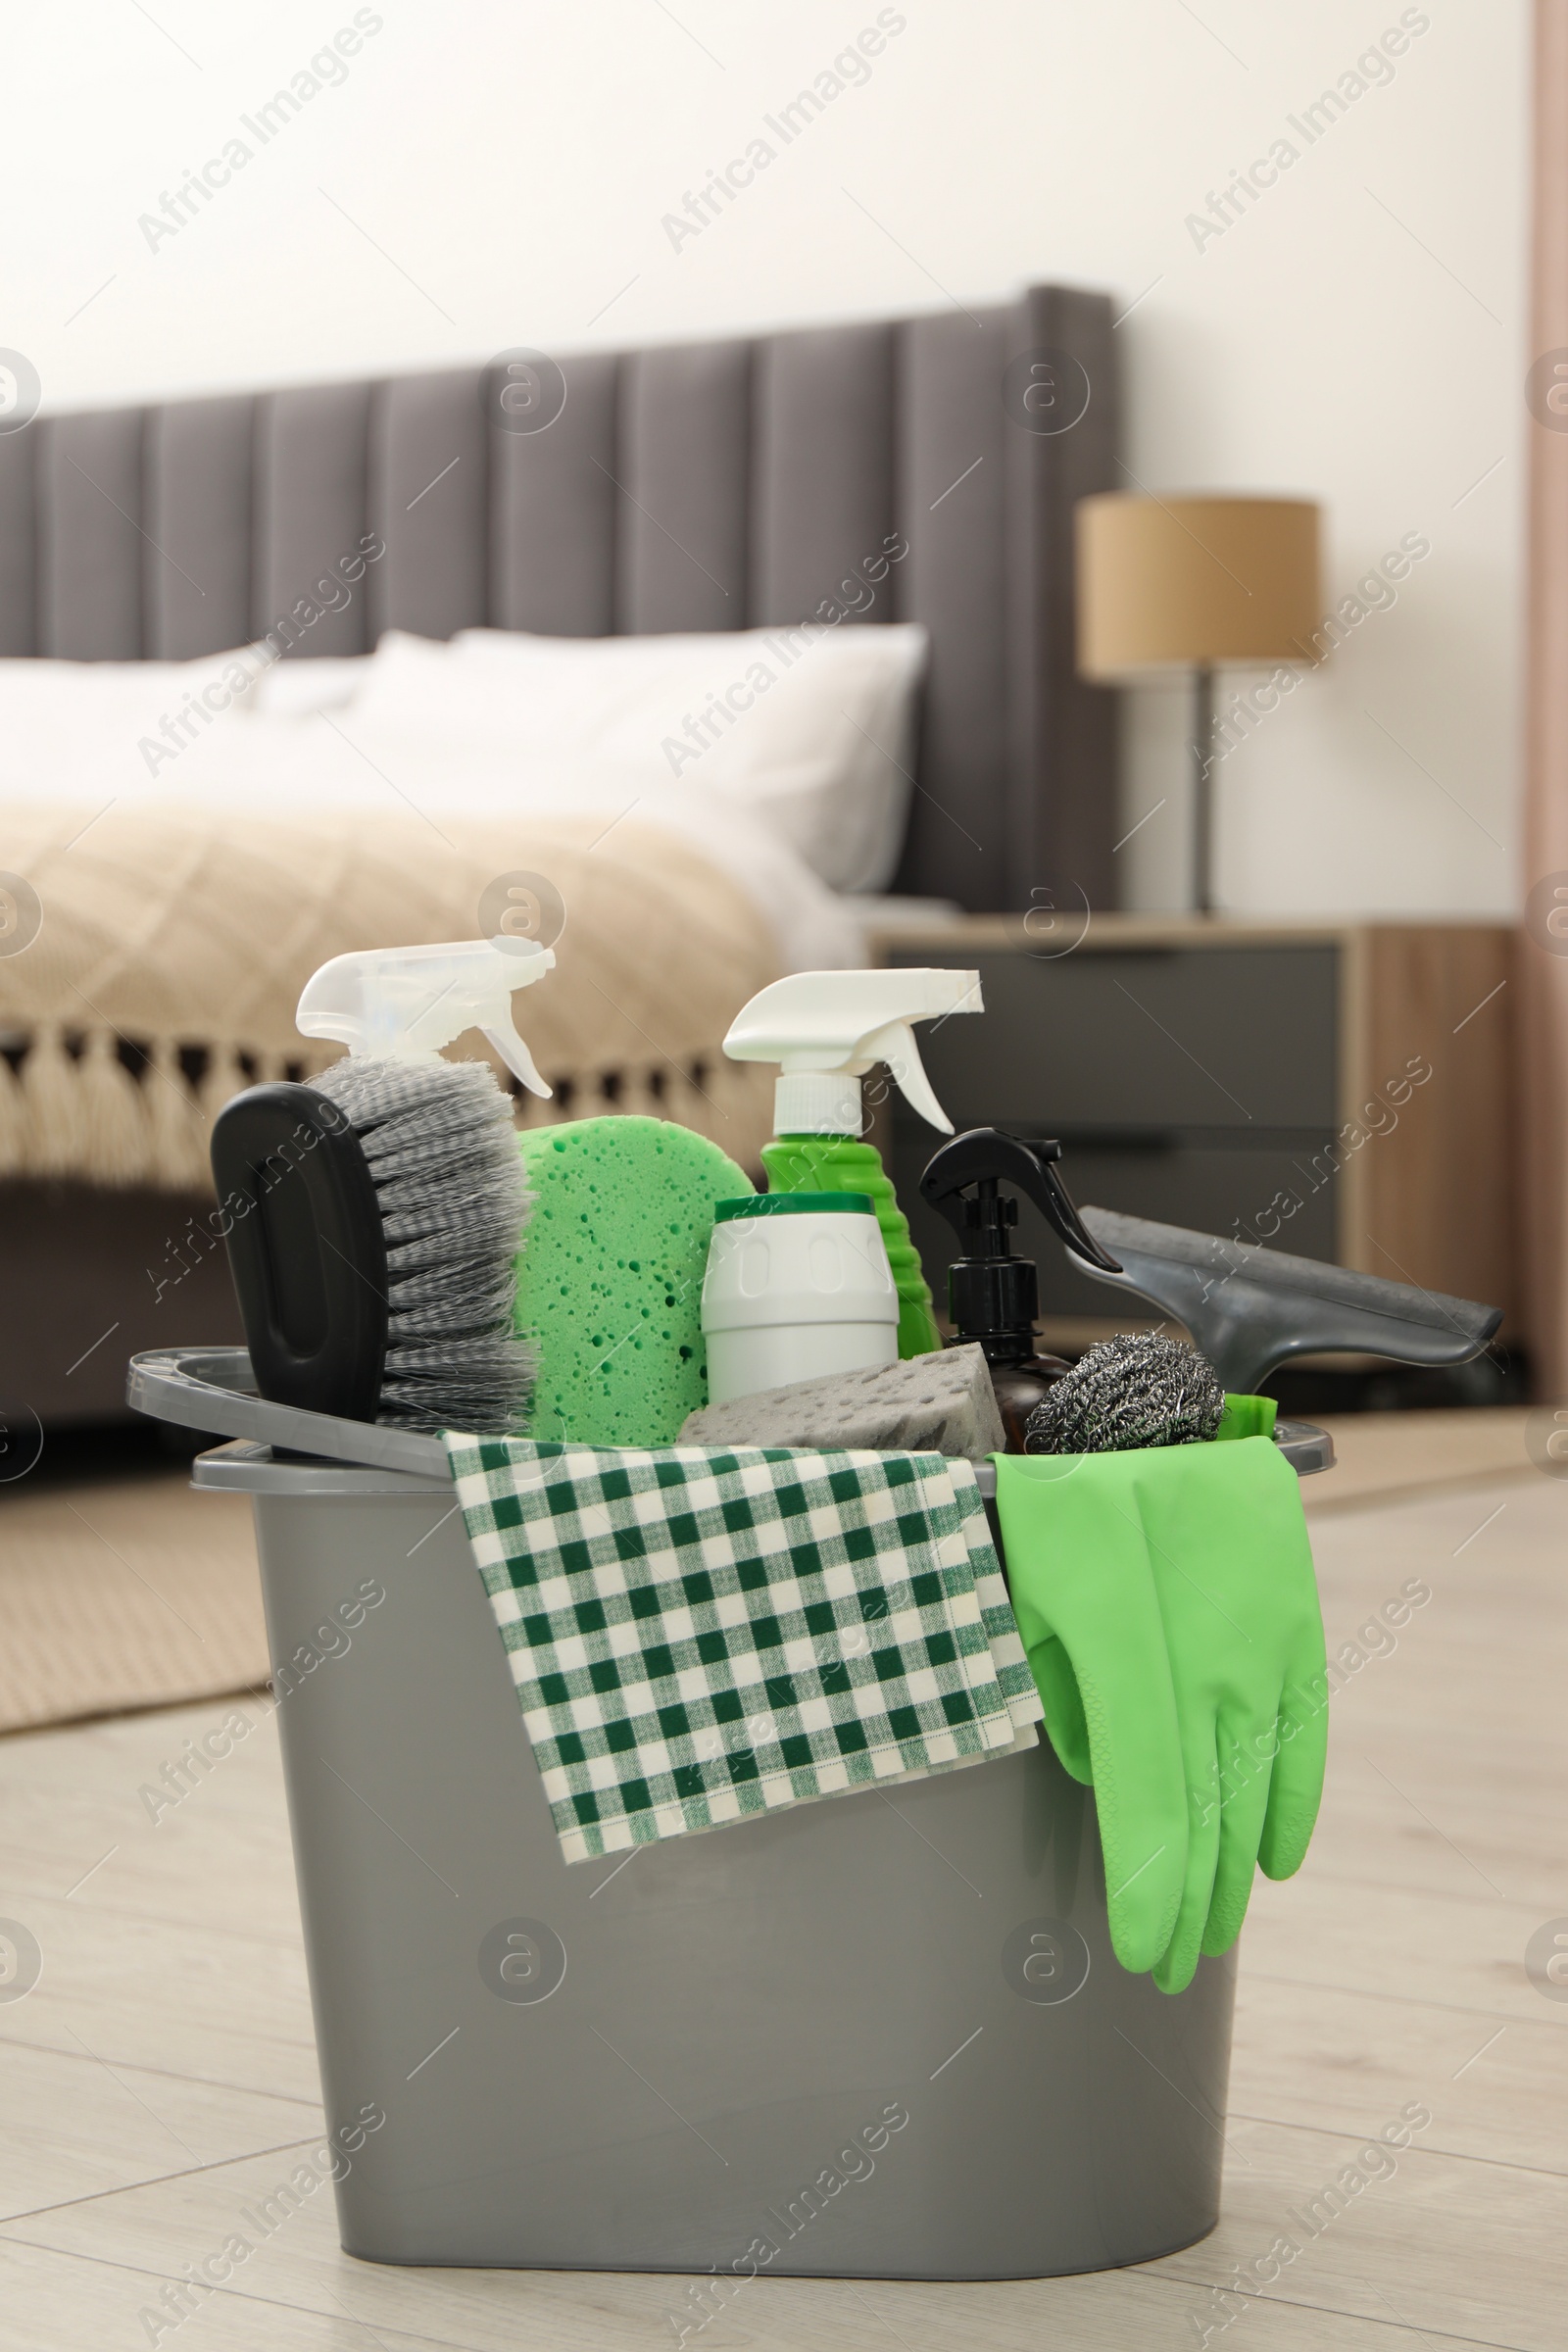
[722,968,981,1137]
[918,1127,1121,1354]
[920,1129,1123,1273]
[295,937,556,1098]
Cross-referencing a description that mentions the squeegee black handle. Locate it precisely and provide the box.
[209,1083,390,1423]
[1070,1205,1501,1396]
[919,1127,1123,1274]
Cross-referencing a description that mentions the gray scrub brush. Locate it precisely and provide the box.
[310,1054,533,1431]
[1024,1332,1225,1455]
[209,939,557,1435]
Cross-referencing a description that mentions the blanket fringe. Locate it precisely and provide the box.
[198,1043,251,1139]
[21,1026,88,1177]
[142,1039,209,1194]
[0,1054,26,1178]
[77,1029,151,1187]
[0,1025,774,1191]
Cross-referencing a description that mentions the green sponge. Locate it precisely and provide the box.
[514,1116,754,1446]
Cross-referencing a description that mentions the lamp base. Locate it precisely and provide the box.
[1192,665,1216,915]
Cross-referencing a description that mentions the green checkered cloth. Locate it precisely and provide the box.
[442,1438,1043,1863]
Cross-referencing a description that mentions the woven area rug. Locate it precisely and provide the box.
[1301,1406,1534,1514]
[0,1464,268,1736]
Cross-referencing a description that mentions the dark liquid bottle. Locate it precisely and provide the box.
[938,1191,1069,1450]
[918,1129,1125,1453]
[986,1341,1073,1453]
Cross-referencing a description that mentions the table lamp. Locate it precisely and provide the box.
[1075,494,1322,913]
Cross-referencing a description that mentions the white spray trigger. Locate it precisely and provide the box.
[722,967,981,1136]
[858,1020,953,1134]
[479,1021,549,1098]
[296,937,556,1098]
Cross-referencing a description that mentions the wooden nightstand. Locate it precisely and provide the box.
[870,915,1517,1347]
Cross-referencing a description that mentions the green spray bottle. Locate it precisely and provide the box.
[722,968,983,1358]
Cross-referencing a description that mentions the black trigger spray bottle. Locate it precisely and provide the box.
[919,1127,1123,1451]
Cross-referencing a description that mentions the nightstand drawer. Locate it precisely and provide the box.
[892,945,1340,1132]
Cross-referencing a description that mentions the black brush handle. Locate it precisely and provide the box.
[1069,1206,1500,1396]
[209,1083,389,1423]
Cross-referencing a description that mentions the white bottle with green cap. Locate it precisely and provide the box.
[701,1192,898,1405]
[721,967,983,1361]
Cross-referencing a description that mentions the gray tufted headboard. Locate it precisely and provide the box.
[0,281,1118,911]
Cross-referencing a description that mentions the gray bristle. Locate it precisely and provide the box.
[1024,1333,1225,1455]
[312,1055,533,1436]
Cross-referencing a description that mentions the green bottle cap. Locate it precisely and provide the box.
[713,1192,876,1222]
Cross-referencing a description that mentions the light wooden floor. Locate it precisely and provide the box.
[0,1446,1564,2347]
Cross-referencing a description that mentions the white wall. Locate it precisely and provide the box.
[6,0,1530,914]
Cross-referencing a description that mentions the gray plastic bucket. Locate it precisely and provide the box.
[129,1348,1331,2280]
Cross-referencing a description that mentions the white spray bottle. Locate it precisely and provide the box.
[296,936,557,1093]
[721,968,983,1358]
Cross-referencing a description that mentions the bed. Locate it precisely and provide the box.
[0,280,1117,1422]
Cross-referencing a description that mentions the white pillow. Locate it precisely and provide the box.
[346,622,928,893]
[0,646,266,791]
[246,654,370,720]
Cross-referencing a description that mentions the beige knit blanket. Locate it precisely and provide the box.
[0,798,779,1191]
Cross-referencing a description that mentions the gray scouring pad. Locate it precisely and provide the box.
[1025,1331,1224,1454]
[679,1344,1005,1461]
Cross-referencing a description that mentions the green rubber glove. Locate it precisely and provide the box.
[993,1437,1329,1994]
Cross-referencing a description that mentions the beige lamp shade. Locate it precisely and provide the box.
[1076,495,1322,677]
